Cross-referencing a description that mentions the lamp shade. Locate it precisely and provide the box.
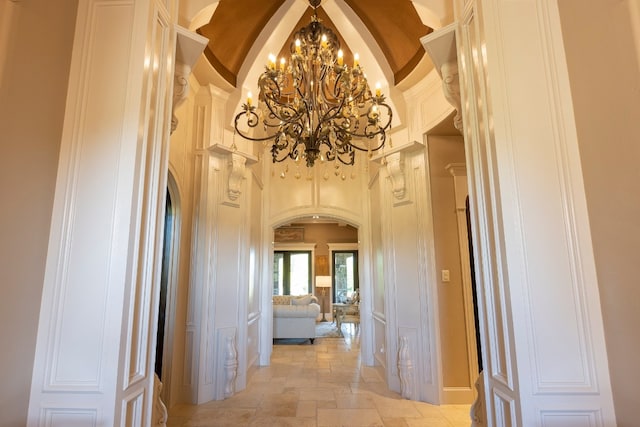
[316,276,332,288]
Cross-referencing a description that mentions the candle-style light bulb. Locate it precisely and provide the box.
[353,53,359,67]
[375,82,381,97]
[247,91,253,107]
[295,39,301,53]
[268,53,276,70]
[337,49,343,65]
[321,34,328,48]
[280,57,286,71]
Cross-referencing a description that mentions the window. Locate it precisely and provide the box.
[273,251,312,295]
[333,250,358,303]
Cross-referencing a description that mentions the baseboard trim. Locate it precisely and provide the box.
[442,386,474,404]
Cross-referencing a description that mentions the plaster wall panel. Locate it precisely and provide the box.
[558,2,640,425]
[247,173,263,319]
[268,175,315,218]
[214,201,244,327]
[0,1,77,421]
[427,135,472,396]
[369,174,386,317]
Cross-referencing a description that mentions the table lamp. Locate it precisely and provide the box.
[315,276,332,322]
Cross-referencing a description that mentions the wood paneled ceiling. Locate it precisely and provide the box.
[197,0,432,87]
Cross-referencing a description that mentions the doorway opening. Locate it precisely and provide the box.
[271,220,360,327]
[466,196,482,374]
[332,250,359,304]
[154,175,181,405]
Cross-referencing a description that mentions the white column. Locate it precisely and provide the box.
[27,1,178,425]
[374,144,443,404]
[188,84,257,403]
[456,0,617,425]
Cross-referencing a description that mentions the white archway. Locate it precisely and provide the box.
[259,208,376,368]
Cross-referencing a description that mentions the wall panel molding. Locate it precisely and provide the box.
[28,0,180,424]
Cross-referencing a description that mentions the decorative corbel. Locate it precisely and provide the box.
[421,23,463,131]
[208,144,258,207]
[385,152,407,201]
[227,153,246,201]
[441,61,463,131]
[171,62,191,134]
[171,26,208,134]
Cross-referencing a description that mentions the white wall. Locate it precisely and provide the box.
[166,76,199,407]
[0,2,77,426]
[427,135,474,403]
[368,169,388,378]
[557,2,640,426]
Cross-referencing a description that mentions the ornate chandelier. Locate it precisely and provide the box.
[233,0,392,168]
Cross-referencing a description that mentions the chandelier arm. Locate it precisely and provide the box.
[233,110,281,143]
[262,98,302,124]
[326,144,355,165]
[339,103,393,138]
[346,135,387,152]
[260,73,307,124]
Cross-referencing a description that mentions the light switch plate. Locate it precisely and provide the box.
[441,269,450,282]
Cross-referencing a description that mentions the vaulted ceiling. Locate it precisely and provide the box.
[197,0,434,88]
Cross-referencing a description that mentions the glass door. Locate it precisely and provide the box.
[273,251,312,295]
[332,250,358,303]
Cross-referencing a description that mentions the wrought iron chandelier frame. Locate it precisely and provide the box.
[233,2,392,168]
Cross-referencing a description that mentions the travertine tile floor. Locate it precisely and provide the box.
[167,326,471,427]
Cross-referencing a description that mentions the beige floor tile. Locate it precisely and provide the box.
[318,408,384,427]
[249,415,317,426]
[285,376,319,388]
[373,399,423,419]
[299,387,338,401]
[404,419,453,427]
[167,327,471,426]
[413,402,444,418]
[334,391,377,409]
[317,400,338,409]
[254,403,298,418]
[297,400,318,417]
[166,415,188,427]
[382,418,410,427]
[183,408,256,427]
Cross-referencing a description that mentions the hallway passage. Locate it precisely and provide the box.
[167,327,471,426]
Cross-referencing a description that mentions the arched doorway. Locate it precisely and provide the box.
[155,173,182,405]
[272,219,360,332]
[263,217,372,354]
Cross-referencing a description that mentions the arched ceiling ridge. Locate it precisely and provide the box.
[322,0,402,129]
[323,0,393,83]
[410,0,455,28]
[236,0,304,88]
[180,0,219,29]
[231,1,308,124]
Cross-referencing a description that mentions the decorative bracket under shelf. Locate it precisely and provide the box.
[208,143,258,206]
[171,25,208,134]
[421,22,463,132]
[386,152,407,202]
[371,141,424,205]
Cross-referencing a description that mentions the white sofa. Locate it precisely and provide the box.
[272,294,321,343]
